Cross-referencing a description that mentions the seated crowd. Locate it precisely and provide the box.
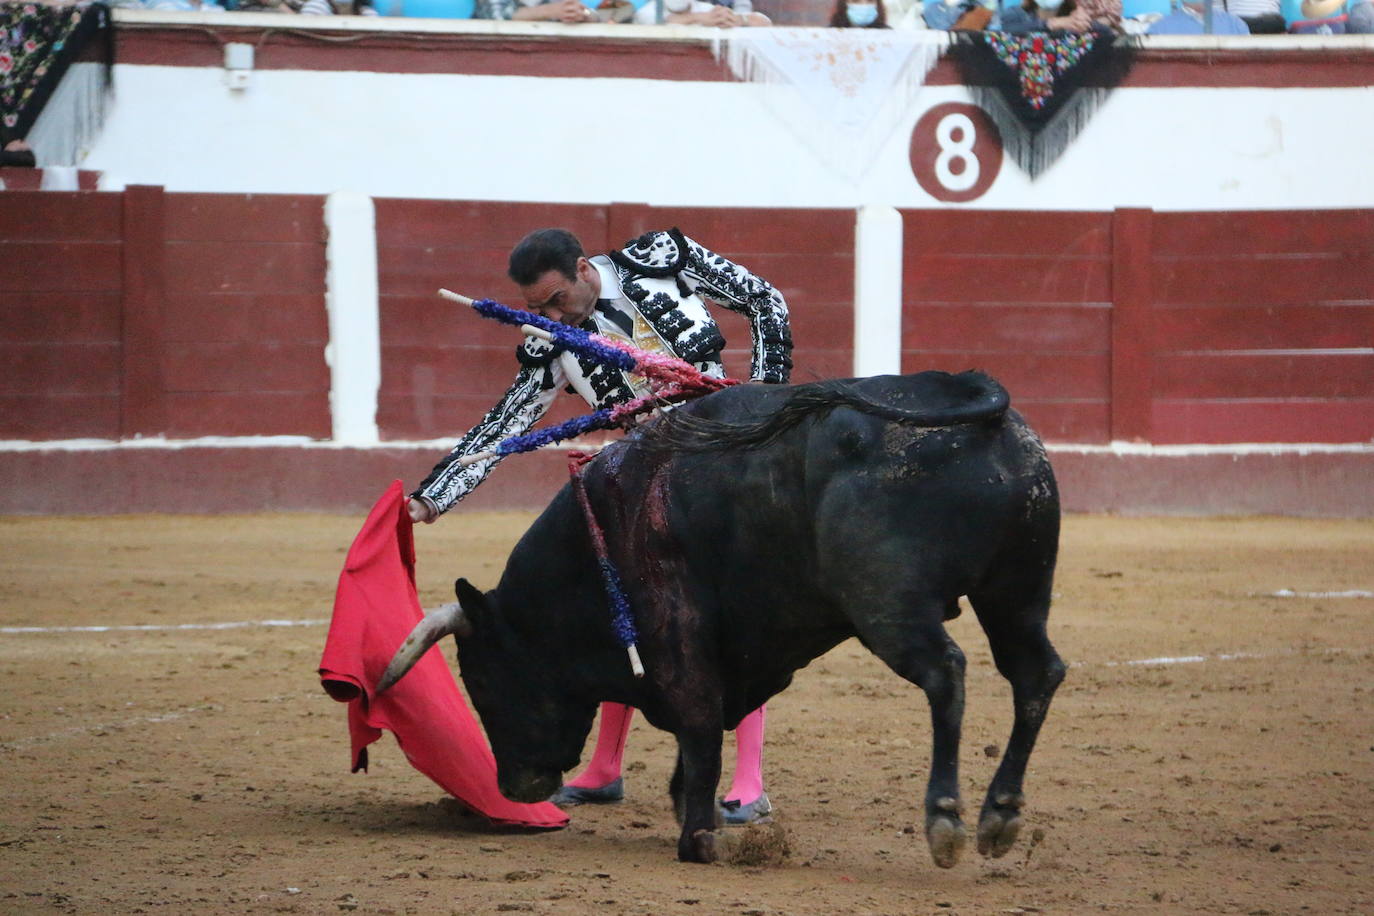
[109,0,1374,34]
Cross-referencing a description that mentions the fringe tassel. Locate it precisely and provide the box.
[971,85,1108,180]
[951,32,1138,181]
[27,63,110,167]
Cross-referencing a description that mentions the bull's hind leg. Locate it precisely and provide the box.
[851,608,969,869]
[967,577,1066,859]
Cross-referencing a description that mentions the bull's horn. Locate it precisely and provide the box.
[375,602,469,695]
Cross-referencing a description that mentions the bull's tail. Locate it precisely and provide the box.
[645,370,1009,453]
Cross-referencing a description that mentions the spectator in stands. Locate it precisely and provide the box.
[1226,0,1285,30]
[514,0,600,20]
[632,0,772,25]
[1287,0,1348,31]
[1148,0,1249,31]
[997,0,1056,31]
[229,0,378,13]
[476,0,635,19]
[1043,0,1123,31]
[923,0,974,28]
[1350,0,1374,30]
[830,0,890,26]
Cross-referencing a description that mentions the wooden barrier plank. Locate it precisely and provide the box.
[1152,254,1374,307]
[164,391,330,438]
[0,393,121,439]
[1153,304,1374,352]
[1152,398,1374,444]
[902,210,1111,257]
[374,199,608,249]
[905,253,1112,304]
[381,296,523,347]
[787,304,854,351]
[1154,351,1374,400]
[0,192,122,241]
[902,303,1109,353]
[377,246,516,298]
[0,342,121,394]
[161,342,332,393]
[160,292,329,343]
[1153,210,1374,256]
[0,292,122,343]
[0,241,123,292]
[1111,207,1154,442]
[164,193,324,243]
[164,240,326,294]
[379,344,531,393]
[120,185,167,438]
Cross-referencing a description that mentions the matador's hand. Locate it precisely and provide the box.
[407,498,436,524]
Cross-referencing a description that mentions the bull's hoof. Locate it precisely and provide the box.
[925,798,966,869]
[976,793,1025,858]
[681,828,722,864]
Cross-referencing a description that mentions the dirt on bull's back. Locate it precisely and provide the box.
[0,512,1371,914]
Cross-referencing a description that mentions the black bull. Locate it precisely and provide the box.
[380,370,1066,867]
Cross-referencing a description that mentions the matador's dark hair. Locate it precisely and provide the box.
[508,228,586,286]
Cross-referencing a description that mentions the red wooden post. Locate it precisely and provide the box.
[1110,207,1154,443]
[120,184,168,438]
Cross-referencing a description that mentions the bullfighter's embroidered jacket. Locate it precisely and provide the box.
[412,229,792,517]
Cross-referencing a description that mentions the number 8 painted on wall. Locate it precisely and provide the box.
[934,112,979,192]
[910,102,1003,204]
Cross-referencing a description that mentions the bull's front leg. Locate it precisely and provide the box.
[671,728,724,863]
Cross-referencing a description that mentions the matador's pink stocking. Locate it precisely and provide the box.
[723,705,766,805]
[566,702,768,807]
[563,701,634,789]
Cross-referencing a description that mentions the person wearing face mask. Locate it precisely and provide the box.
[830,0,890,26]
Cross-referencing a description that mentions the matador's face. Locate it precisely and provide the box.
[520,258,600,326]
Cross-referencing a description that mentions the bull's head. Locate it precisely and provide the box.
[376,578,595,804]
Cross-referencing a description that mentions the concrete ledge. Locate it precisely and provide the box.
[1,443,1370,516]
[0,445,573,516]
[1050,448,1374,517]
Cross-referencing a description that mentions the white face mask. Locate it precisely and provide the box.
[847,1,879,23]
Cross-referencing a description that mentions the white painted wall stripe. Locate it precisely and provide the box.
[1094,647,1353,668]
[1266,589,1373,599]
[324,191,382,446]
[852,204,904,379]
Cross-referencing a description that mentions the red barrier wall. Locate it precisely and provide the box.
[1146,210,1374,444]
[900,208,1374,445]
[3,191,1369,516]
[0,187,331,441]
[901,209,1112,442]
[1,191,125,439]
[159,192,330,438]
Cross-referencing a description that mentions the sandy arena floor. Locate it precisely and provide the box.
[1,511,1371,915]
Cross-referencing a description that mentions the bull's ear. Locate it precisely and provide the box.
[453,577,488,629]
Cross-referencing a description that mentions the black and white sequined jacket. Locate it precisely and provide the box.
[412,229,793,517]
